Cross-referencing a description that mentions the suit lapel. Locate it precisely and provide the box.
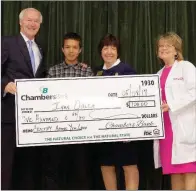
[17,34,34,75]
[35,40,43,59]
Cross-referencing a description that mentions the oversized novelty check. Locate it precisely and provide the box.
[15,75,164,147]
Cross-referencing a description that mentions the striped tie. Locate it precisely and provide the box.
[27,40,36,75]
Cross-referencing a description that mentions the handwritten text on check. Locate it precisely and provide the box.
[15,75,164,147]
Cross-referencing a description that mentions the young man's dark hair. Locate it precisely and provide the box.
[62,32,82,48]
[98,33,120,58]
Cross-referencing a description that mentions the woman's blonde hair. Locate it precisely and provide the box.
[156,32,184,61]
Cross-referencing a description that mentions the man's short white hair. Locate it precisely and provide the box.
[19,8,43,23]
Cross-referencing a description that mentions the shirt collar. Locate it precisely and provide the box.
[103,58,121,70]
[20,32,35,43]
[63,61,80,69]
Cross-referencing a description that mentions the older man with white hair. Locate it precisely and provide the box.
[1,7,46,189]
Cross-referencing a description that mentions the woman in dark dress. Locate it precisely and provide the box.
[95,34,139,190]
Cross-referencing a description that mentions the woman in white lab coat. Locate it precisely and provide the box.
[153,32,196,190]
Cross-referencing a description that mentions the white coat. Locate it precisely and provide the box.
[154,60,196,168]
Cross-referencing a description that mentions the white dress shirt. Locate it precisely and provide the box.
[103,58,121,70]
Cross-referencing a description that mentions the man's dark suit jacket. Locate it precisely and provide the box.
[1,34,46,123]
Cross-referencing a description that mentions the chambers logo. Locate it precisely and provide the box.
[21,86,67,101]
[40,86,48,94]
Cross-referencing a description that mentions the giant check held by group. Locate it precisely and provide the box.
[15,75,164,147]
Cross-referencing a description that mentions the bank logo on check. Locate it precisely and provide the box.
[40,86,48,94]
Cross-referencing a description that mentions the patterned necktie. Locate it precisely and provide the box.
[27,40,36,75]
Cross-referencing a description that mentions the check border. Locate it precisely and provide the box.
[15,74,164,146]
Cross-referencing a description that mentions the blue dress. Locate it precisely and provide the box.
[95,62,138,166]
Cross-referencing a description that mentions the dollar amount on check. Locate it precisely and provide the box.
[15,75,164,147]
